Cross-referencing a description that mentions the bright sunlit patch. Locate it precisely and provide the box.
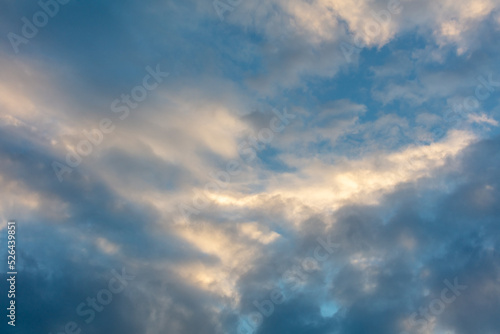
[95,237,120,255]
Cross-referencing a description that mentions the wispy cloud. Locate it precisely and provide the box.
[1,0,500,333]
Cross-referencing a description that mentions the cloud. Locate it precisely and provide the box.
[1,0,500,333]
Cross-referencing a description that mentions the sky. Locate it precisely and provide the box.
[1,0,500,333]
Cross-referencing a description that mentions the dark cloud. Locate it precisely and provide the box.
[1,1,499,334]
[230,135,500,334]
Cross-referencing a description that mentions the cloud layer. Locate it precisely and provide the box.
[1,0,500,333]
